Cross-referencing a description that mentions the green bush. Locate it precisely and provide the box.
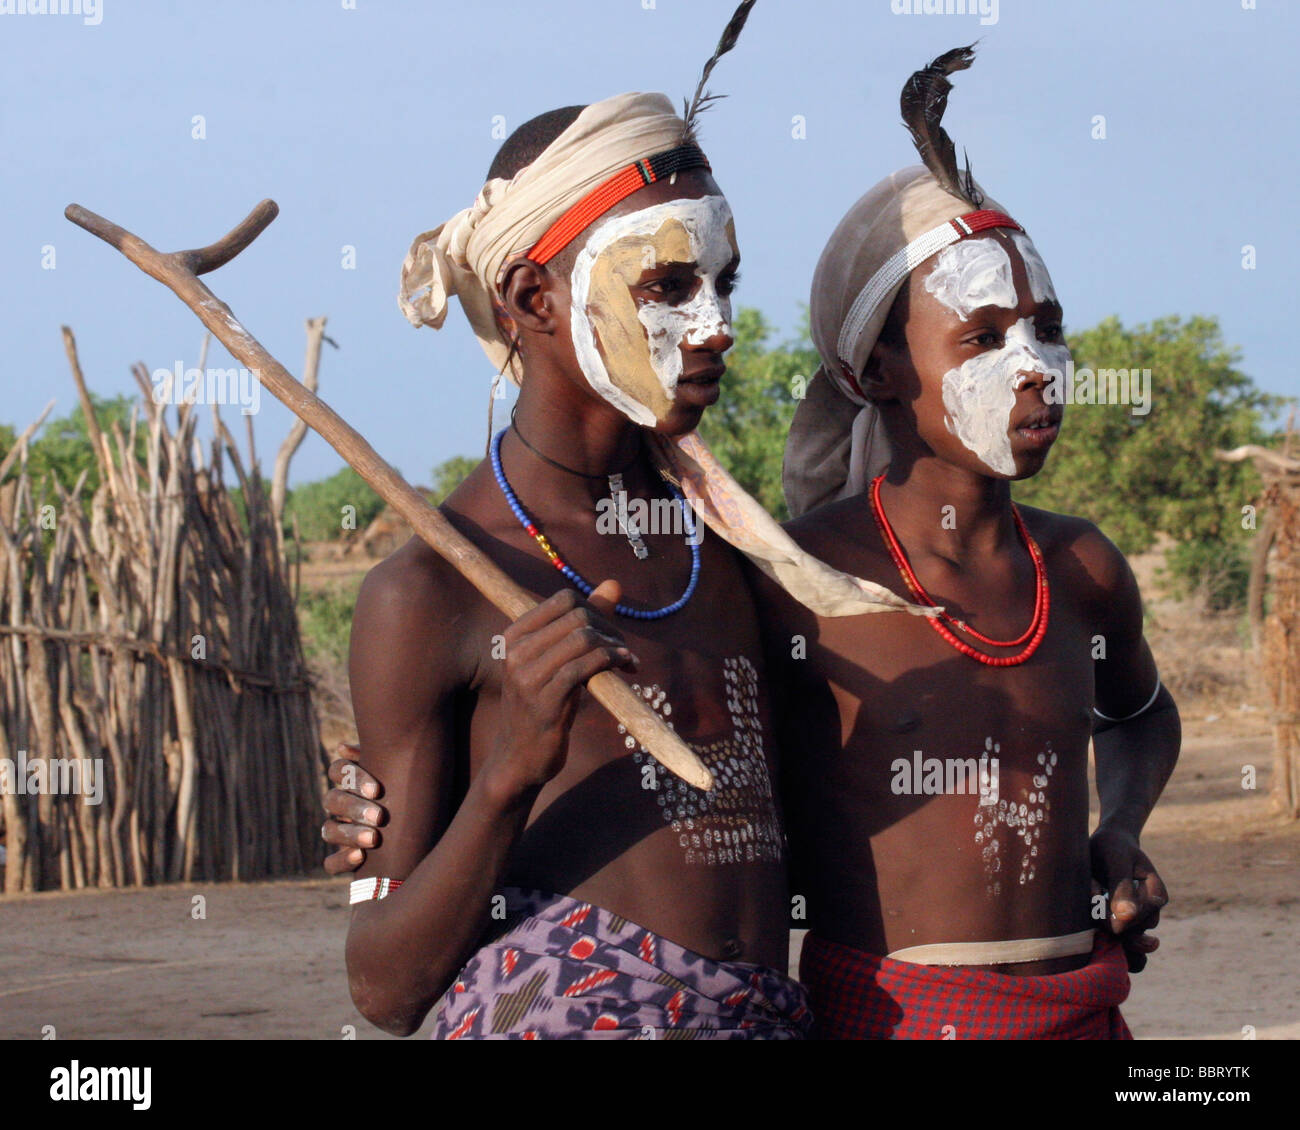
[297,581,361,668]
[284,466,384,542]
[1014,316,1286,608]
[431,455,478,503]
[696,307,813,520]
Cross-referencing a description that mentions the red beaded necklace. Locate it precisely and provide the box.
[869,474,1050,667]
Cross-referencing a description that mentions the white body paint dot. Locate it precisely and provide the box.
[975,737,1057,896]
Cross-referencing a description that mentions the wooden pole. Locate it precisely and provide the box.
[271,316,328,546]
[1218,444,1300,818]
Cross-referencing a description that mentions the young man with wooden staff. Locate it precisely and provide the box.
[330,0,939,1037]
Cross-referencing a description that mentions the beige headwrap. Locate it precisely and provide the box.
[783,166,1009,518]
[398,92,688,385]
[398,92,929,618]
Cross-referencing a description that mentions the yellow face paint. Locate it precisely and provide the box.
[569,196,737,426]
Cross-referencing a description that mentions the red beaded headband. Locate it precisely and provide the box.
[525,143,712,266]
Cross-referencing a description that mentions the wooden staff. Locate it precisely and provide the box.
[64,200,712,791]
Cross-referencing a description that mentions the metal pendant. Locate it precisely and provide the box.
[607,473,650,560]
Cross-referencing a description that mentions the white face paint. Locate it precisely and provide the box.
[923,236,1071,475]
[569,196,736,426]
[1010,231,1058,306]
[940,318,1071,476]
[923,237,1017,320]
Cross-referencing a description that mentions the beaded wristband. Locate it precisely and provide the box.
[349,877,403,905]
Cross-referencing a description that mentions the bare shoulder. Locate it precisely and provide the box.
[1016,504,1139,618]
[355,461,497,644]
[358,530,457,622]
[736,549,809,645]
[351,507,489,697]
[783,494,881,574]
[783,496,857,555]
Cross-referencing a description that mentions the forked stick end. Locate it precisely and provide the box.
[65,199,280,276]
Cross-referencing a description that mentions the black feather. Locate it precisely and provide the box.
[900,43,984,207]
[681,0,758,144]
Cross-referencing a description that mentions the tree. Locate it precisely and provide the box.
[696,306,815,520]
[25,393,141,494]
[431,454,478,504]
[1013,315,1286,608]
[283,465,384,543]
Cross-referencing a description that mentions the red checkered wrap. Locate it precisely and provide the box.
[800,931,1133,1040]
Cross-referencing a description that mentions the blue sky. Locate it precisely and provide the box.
[2,0,1295,487]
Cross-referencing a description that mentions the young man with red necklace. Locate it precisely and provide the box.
[771,47,1178,1038]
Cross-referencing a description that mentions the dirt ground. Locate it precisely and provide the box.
[1,709,1295,1041]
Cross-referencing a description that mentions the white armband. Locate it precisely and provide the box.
[1094,676,1162,723]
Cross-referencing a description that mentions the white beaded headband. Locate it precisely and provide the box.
[835,209,1023,392]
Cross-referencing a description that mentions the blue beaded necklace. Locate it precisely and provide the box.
[490,427,701,621]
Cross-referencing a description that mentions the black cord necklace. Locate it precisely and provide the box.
[508,407,650,560]
[509,406,640,479]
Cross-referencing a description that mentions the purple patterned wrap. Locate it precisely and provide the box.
[430,888,811,1040]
